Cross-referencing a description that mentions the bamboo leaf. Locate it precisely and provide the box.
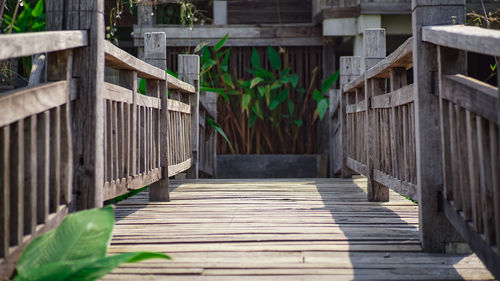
[251,47,260,69]
[289,73,299,87]
[278,88,289,102]
[214,33,229,51]
[206,118,234,152]
[318,98,329,120]
[241,94,251,111]
[250,77,264,89]
[313,89,323,102]
[221,49,231,72]
[222,72,234,89]
[321,70,339,94]
[267,46,281,70]
[31,0,44,18]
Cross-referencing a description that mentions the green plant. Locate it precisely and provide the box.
[2,0,44,33]
[14,206,169,281]
[198,35,339,154]
[1,0,45,79]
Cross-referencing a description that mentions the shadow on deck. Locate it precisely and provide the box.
[104,178,493,280]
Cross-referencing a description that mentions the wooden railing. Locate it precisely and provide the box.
[0,30,87,275]
[0,1,204,277]
[421,24,500,278]
[339,29,416,201]
[337,2,500,278]
[198,92,217,177]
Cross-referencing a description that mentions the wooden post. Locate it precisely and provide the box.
[364,28,389,202]
[178,55,200,179]
[322,42,335,178]
[47,0,105,210]
[412,0,465,252]
[144,32,170,202]
[339,56,361,178]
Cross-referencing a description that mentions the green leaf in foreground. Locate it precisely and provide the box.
[16,207,116,275]
[15,252,170,281]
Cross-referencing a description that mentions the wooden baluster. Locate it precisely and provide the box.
[490,121,500,253]
[49,107,61,213]
[0,126,10,258]
[10,120,24,247]
[23,116,37,235]
[144,32,170,201]
[178,55,200,179]
[477,116,494,246]
[412,0,464,252]
[36,112,50,224]
[364,28,388,202]
[389,68,406,180]
[46,49,73,207]
[118,70,137,179]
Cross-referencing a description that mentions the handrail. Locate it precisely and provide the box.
[366,37,413,79]
[0,30,88,60]
[423,25,500,57]
[104,40,165,80]
[104,41,196,93]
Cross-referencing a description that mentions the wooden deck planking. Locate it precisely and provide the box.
[104,178,494,280]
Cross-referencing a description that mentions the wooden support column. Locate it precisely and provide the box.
[322,42,336,178]
[412,0,465,252]
[66,0,105,210]
[364,28,389,202]
[178,55,200,179]
[144,32,170,201]
[339,56,361,178]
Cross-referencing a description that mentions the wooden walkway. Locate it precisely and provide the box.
[104,178,494,280]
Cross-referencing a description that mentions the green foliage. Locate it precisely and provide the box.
[2,0,45,33]
[206,117,234,153]
[197,34,340,154]
[14,206,169,281]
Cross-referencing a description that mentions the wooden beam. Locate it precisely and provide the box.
[0,31,87,60]
[423,25,500,57]
[133,25,324,47]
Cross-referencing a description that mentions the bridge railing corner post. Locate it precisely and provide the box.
[339,56,361,179]
[363,28,389,202]
[144,32,170,202]
[178,55,200,179]
[412,0,465,252]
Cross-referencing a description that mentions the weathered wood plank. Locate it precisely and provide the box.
[103,178,493,281]
[104,83,133,104]
[168,100,191,114]
[0,30,88,60]
[366,37,413,80]
[0,81,70,127]
[422,25,500,57]
[104,40,165,81]
[168,158,193,177]
[345,157,368,176]
[440,74,498,125]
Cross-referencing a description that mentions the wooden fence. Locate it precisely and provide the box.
[0,0,213,277]
[336,1,500,278]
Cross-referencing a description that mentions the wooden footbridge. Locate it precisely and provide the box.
[1,0,500,280]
